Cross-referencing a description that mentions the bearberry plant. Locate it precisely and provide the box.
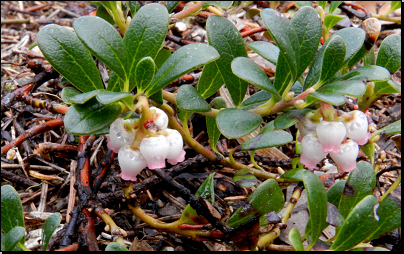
[5,1,399,251]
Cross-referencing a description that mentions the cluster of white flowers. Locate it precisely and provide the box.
[107,107,186,181]
[297,110,371,173]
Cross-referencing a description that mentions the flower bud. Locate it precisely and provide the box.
[329,139,359,173]
[316,121,346,153]
[107,118,136,153]
[344,110,370,145]
[150,107,168,130]
[299,134,328,169]
[163,128,186,165]
[139,135,170,169]
[118,146,147,181]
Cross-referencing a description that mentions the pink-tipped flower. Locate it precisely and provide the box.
[344,110,371,145]
[163,128,186,165]
[329,139,359,173]
[118,146,147,181]
[107,118,136,153]
[139,135,170,169]
[150,107,168,130]
[299,134,328,169]
[316,121,346,153]
[296,112,321,142]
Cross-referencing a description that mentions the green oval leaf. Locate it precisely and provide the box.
[320,35,346,84]
[302,170,328,250]
[176,85,211,113]
[1,185,25,235]
[239,90,271,110]
[336,161,376,218]
[331,195,379,251]
[261,9,299,81]
[199,15,248,106]
[96,91,133,106]
[291,6,322,78]
[231,57,280,101]
[365,194,401,241]
[206,116,221,153]
[63,89,103,105]
[42,213,62,251]
[318,80,366,97]
[135,57,155,93]
[145,43,219,97]
[240,130,293,151]
[73,16,127,82]
[64,98,121,135]
[373,80,401,96]
[37,24,104,92]
[226,179,284,228]
[105,242,129,251]
[247,41,279,65]
[337,65,391,82]
[61,87,81,105]
[324,14,346,30]
[124,3,169,92]
[289,228,304,251]
[216,108,262,139]
[3,226,25,251]
[371,119,401,138]
[233,169,258,188]
[329,1,343,13]
[306,92,347,106]
[376,34,401,74]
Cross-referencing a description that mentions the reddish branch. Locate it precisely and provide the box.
[1,83,34,112]
[1,118,64,156]
[22,93,69,114]
[240,26,267,38]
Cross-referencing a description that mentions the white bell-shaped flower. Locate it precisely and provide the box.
[107,118,136,153]
[139,135,170,169]
[329,139,359,173]
[344,110,370,145]
[296,112,322,142]
[150,107,168,130]
[316,121,346,153]
[299,134,328,169]
[163,128,186,165]
[118,146,147,181]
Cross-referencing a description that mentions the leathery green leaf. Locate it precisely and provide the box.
[376,34,401,74]
[226,179,284,228]
[247,41,279,65]
[42,213,62,251]
[37,24,104,92]
[365,194,401,241]
[302,170,328,250]
[145,43,219,97]
[337,161,376,218]
[305,92,347,106]
[1,185,25,245]
[73,16,127,82]
[274,108,313,130]
[3,226,25,251]
[135,57,155,93]
[206,116,221,153]
[202,15,248,106]
[197,62,224,99]
[105,242,129,251]
[216,108,262,139]
[331,195,379,251]
[176,85,211,113]
[318,80,366,97]
[289,228,304,251]
[64,98,121,135]
[233,169,257,188]
[63,89,103,105]
[371,119,401,138]
[124,3,169,92]
[291,6,322,78]
[336,65,391,82]
[231,57,280,101]
[240,130,292,151]
[320,35,346,84]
